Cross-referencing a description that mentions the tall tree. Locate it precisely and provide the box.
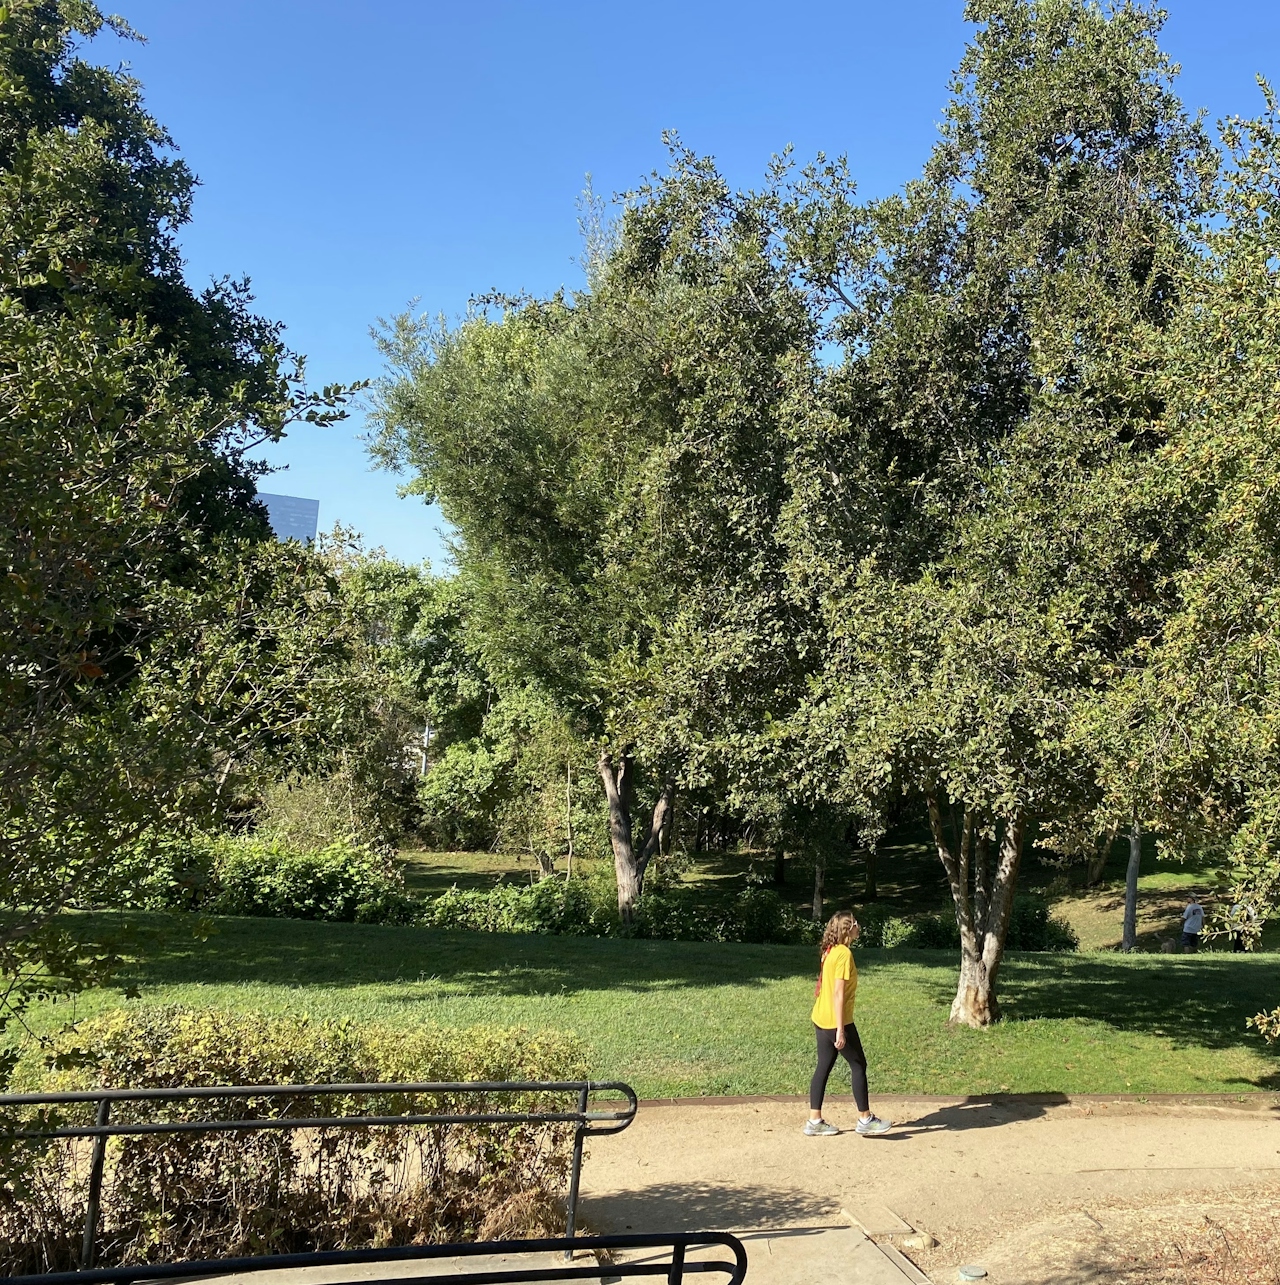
[1098,88,1280,1039]
[370,145,818,916]
[0,1,354,1037]
[784,0,1212,1024]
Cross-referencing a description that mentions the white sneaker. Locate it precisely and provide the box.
[855,1114,892,1135]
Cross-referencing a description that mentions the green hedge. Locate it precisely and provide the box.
[1,1006,586,1272]
[419,876,820,945]
[857,898,1079,952]
[111,832,417,923]
[212,838,416,922]
[106,832,1074,952]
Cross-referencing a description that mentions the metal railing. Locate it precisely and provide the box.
[0,1079,637,1270]
[1,1232,748,1285]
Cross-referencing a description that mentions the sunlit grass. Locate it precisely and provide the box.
[19,913,1278,1100]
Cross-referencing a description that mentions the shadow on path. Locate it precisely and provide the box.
[892,1095,1067,1135]
[583,1180,842,1235]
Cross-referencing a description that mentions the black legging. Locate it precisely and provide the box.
[810,1022,869,1113]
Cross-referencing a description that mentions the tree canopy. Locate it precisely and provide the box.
[373,0,1280,1032]
[7,0,1280,1043]
[0,0,357,1039]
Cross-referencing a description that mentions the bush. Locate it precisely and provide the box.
[417,741,504,850]
[632,886,725,942]
[212,837,417,923]
[719,881,822,946]
[109,830,221,913]
[854,898,1077,952]
[418,877,613,936]
[257,771,417,856]
[1007,897,1080,952]
[0,1006,586,1272]
[107,833,416,924]
[418,874,820,946]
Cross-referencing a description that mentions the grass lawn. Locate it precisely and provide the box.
[398,849,537,897]
[25,913,1279,1099]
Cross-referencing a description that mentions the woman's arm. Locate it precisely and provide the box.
[833,978,846,1048]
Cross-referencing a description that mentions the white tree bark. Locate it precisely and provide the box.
[928,792,1025,1027]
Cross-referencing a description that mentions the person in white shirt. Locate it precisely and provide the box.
[1181,895,1205,953]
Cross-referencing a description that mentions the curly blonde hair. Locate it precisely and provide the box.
[815,911,858,995]
[820,910,857,956]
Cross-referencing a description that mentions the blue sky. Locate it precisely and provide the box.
[96,1,1280,567]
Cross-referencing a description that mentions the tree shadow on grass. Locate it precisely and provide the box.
[996,954,1280,1051]
[83,912,818,997]
[902,950,1280,1082]
[79,914,1280,1084]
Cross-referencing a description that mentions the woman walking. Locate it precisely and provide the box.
[805,909,891,1136]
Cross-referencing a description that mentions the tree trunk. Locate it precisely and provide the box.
[597,750,675,921]
[973,833,991,937]
[952,952,1001,1027]
[927,791,1025,1028]
[1122,820,1141,952]
[658,796,674,857]
[565,762,573,882]
[863,842,878,901]
[773,847,785,886]
[640,778,677,876]
[812,856,825,923]
[599,750,638,918]
[1085,838,1109,887]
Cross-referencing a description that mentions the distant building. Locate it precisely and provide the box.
[258,492,319,544]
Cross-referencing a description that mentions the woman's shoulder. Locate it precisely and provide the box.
[829,942,852,961]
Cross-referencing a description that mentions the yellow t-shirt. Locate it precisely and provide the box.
[810,943,856,1028]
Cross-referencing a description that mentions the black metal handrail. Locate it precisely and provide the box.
[1,1232,749,1285]
[0,1079,637,1271]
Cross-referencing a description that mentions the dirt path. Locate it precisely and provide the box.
[579,1095,1280,1283]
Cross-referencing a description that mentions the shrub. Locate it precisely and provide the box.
[109,830,220,913]
[418,877,613,936]
[0,1006,587,1273]
[417,874,820,945]
[853,898,1077,952]
[718,881,822,946]
[105,833,416,924]
[257,771,418,856]
[1007,897,1080,952]
[418,741,504,850]
[211,837,416,923]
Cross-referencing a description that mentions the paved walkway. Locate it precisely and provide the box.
[578,1094,1280,1284]
[198,1094,1280,1285]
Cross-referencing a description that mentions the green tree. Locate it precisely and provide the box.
[0,1,355,1039]
[371,145,819,916]
[1092,88,1280,1039]
[784,0,1212,1024]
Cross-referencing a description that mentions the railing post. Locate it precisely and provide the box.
[668,1238,687,1285]
[563,1084,589,1259]
[79,1096,111,1270]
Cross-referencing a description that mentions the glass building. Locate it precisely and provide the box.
[258,492,320,544]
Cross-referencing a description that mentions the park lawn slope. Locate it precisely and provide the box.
[25,913,1280,1099]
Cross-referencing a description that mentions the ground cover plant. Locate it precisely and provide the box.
[0,1006,585,1273]
[22,915,1278,1101]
